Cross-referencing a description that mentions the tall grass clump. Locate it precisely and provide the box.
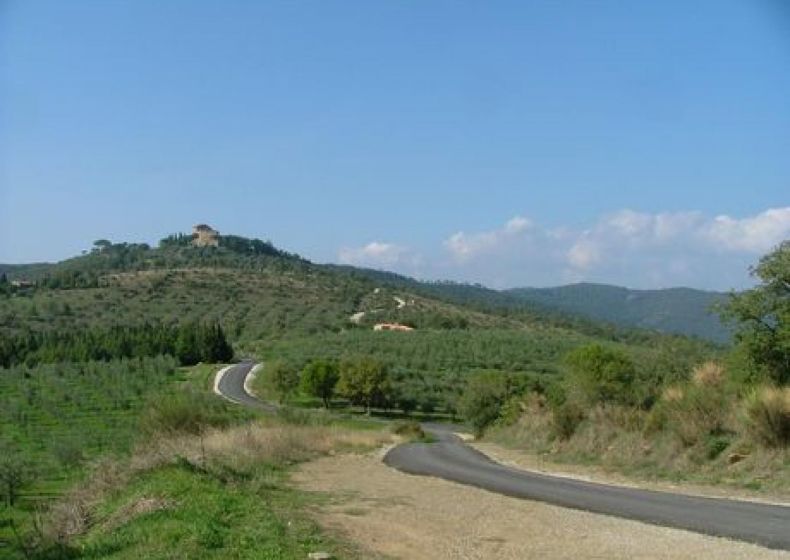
[139,387,233,436]
[652,362,733,447]
[743,386,790,448]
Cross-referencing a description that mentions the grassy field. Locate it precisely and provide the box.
[11,412,392,559]
[0,360,251,554]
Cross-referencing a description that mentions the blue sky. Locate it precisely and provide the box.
[1,1,788,289]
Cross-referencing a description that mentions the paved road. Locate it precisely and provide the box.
[216,360,276,412]
[217,362,790,551]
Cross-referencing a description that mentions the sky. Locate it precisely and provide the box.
[1,1,788,290]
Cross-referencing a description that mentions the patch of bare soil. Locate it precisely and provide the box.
[293,450,790,560]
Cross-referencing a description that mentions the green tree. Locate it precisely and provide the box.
[0,451,35,508]
[338,356,391,414]
[720,242,790,385]
[564,344,636,405]
[300,359,339,408]
[176,324,200,366]
[266,360,299,404]
[458,371,517,436]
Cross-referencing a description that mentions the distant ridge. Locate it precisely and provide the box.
[505,283,731,343]
[1,231,732,344]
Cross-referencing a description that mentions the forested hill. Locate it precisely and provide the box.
[323,266,731,343]
[1,231,729,345]
[0,232,530,343]
[505,283,731,343]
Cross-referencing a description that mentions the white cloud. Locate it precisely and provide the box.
[337,207,789,289]
[504,216,532,234]
[564,207,789,273]
[338,241,417,268]
[703,208,790,253]
[566,237,601,270]
[444,215,533,262]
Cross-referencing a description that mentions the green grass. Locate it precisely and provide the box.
[7,412,391,559]
[0,360,253,551]
[76,463,350,560]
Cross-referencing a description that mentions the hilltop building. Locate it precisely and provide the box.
[192,224,219,247]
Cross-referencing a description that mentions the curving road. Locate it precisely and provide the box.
[217,362,790,551]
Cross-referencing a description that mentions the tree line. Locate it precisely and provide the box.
[0,322,233,368]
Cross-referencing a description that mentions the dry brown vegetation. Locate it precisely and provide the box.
[40,419,392,548]
[488,363,790,496]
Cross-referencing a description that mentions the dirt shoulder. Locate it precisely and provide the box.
[292,449,790,560]
[470,440,790,506]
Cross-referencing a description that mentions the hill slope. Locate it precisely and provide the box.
[505,283,731,343]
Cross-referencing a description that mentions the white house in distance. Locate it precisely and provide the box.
[373,323,414,332]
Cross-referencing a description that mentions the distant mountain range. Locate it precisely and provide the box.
[504,283,731,343]
[325,267,733,344]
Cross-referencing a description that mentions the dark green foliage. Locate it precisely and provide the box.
[337,356,391,414]
[139,387,233,435]
[265,360,300,404]
[0,450,35,507]
[300,359,339,408]
[720,241,789,385]
[0,356,179,519]
[0,322,233,368]
[551,400,585,440]
[392,420,429,442]
[458,371,520,436]
[706,435,732,460]
[564,344,637,405]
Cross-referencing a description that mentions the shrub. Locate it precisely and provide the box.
[706,435,732,460]
[497,396,525,427]
[564,344,637,406]
[139,388,231,436]
[263,360,299,404]
[459,371,517,436]
[656,383,732,446]
[551,400,585,440]
[743,386,790,448]
[392,420,426,441]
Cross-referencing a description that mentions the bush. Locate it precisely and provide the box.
[459,371,518,436]
[497,396,525,427]
[656,382,732,446]
[263,360,299,404]
[392,420,426,441]
[551,400,585,440]
[564,344,637,406]
[140,388,232,436]
[743,386,790,448]
[706,435,732,460]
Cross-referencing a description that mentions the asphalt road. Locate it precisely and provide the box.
[217,362,790,551]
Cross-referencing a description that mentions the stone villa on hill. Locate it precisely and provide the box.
[192,224,219,247]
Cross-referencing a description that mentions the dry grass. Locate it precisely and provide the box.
[692,361,726,388]
[744,386,790,448]
[488,385,790,496]
[42,419,392,545]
